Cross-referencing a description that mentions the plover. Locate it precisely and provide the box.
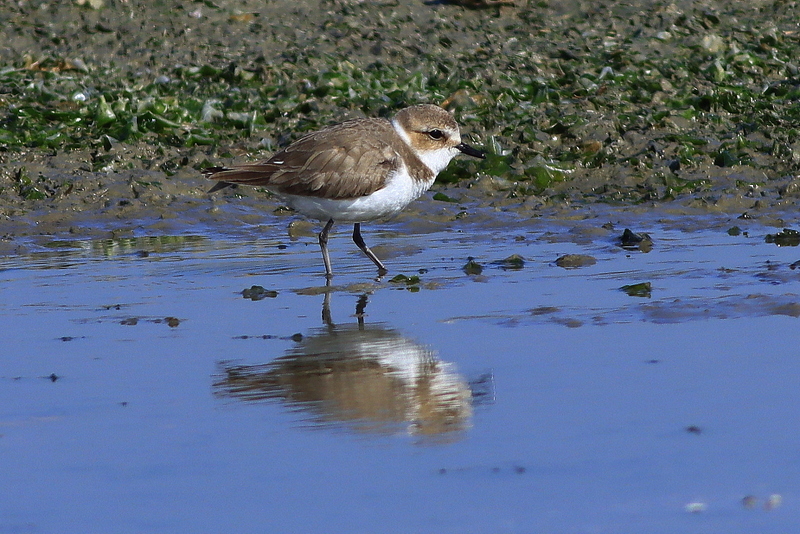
[204,104,484,277]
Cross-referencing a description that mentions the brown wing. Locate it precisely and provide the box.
[204,118,402,200]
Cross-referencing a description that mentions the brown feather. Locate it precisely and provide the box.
[204,117,433,200]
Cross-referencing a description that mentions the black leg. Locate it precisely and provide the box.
[352,223,387,275]
[355,293,369,329]
[322,277,334,327]
[319,219,335,278]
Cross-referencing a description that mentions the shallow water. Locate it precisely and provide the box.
[2,214,799,533]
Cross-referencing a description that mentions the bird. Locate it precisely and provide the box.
[204,104,484,277]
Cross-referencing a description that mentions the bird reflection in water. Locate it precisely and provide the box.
[214,291,479,441]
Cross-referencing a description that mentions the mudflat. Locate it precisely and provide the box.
[2,0,799,251]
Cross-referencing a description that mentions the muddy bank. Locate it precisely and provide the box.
[2,0,800,250]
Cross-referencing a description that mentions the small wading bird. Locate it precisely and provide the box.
[204,104,484,277]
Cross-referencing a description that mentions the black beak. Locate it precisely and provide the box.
[456,142,485,159]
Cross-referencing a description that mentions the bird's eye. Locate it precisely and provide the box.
[427,129,445,140]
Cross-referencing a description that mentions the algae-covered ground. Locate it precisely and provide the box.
[2,0,800,247]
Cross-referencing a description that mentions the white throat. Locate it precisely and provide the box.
[392,119,458,176]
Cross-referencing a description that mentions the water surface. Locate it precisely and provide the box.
[1,215,798,533]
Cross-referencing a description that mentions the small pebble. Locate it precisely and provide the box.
[765,494,782,511]
[742,495,758,509]
[701,34,726,54]
[496,254,525,270]
[685,502,707,513]
[555,254,596,269]
[463,258,483,276]
[242,285,278,301]
[619,228,653,252]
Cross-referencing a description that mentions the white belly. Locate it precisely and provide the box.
[281,167,434,223]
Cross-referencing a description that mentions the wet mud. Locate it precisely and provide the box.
[2,0,800,253]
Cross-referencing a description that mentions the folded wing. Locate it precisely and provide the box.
[204,119,401,199]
